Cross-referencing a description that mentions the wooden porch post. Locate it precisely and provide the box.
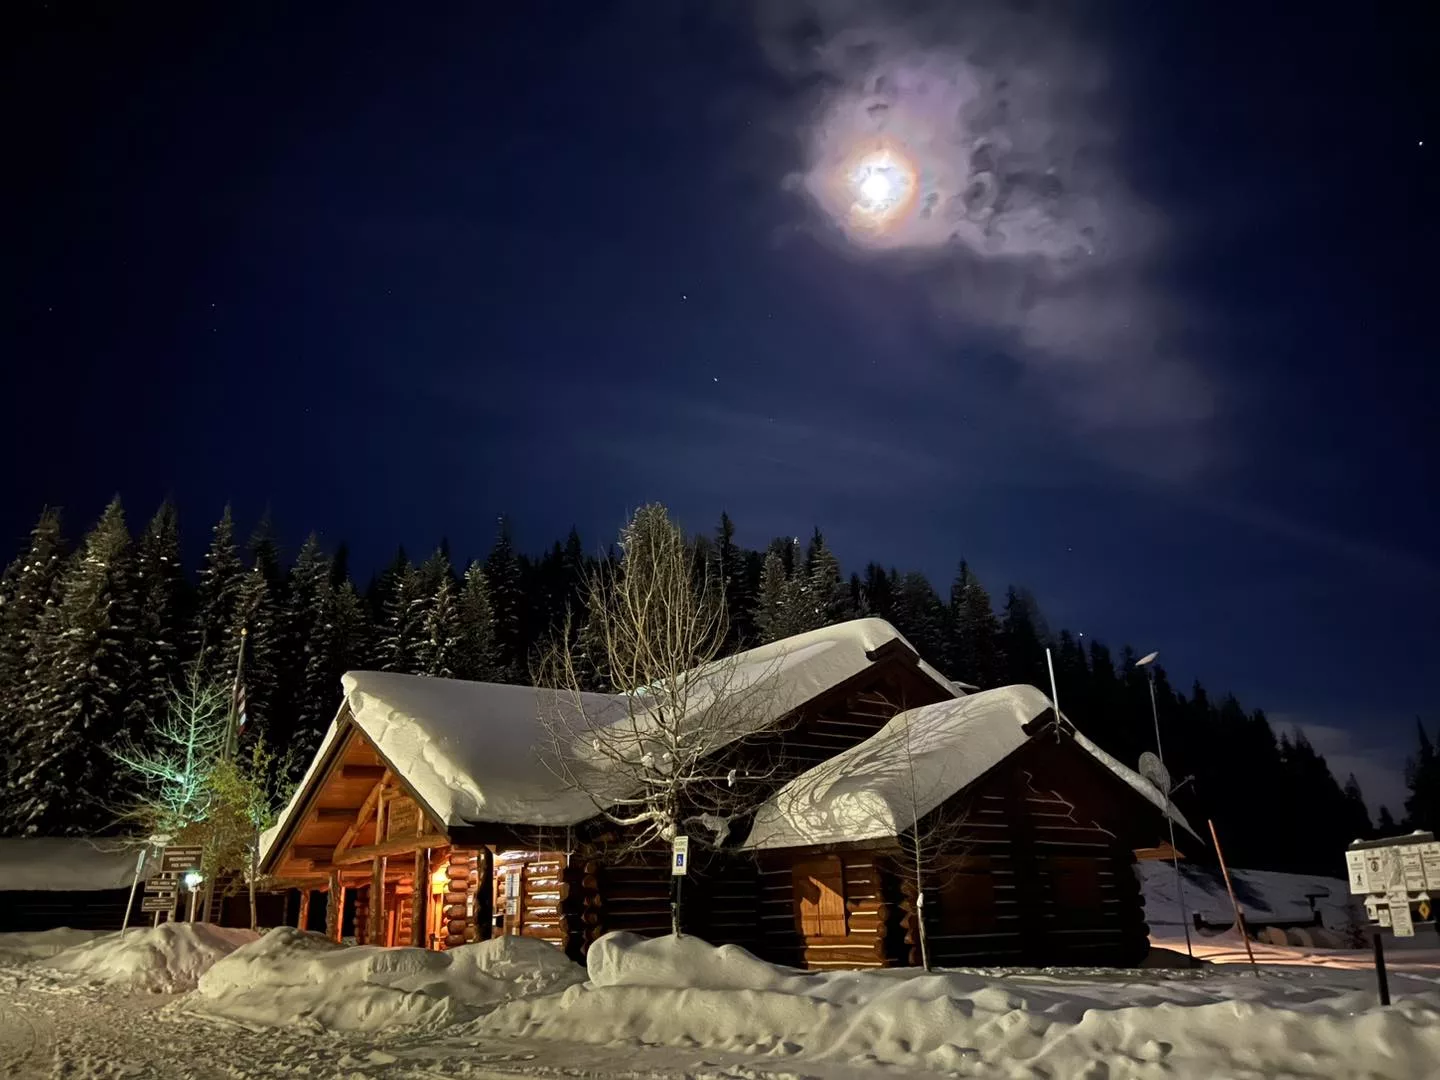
[327,871,343,942]
[369,856,386,945]
[411,847,427,948]
[297,889,312,932]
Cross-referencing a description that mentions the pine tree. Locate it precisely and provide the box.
[12,498,136,834]
[1000,586,1049,686]
[1403,718,1439,834]
[1341,773,1373,842]
[889,571,945,663]
[131,501,186,733]
[454,562,501,681]
[944,560,1002,688]
[1377,805,1398,834]
[753,549,789,643]
[416,549,460,677]
[485,519,525,680]
[287,534,334,754]
[860,563,895,622]
[803,530,850,627]
[0,508,67,726]
[192,507,246,685]
[377,557,425,673]
[714,513,752,647]
[0,508,68,814]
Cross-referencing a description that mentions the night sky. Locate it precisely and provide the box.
[4,2,1434,812]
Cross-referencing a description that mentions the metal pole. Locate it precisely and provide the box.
[1208,817,1260,974]
[121,848,146,936]
[1148,667,1194,964]
[1046,647,1062,740]
[1373,931,1391,1006]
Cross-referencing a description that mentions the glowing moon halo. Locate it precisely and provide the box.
[846,146,917,230]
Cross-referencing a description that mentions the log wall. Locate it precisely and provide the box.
[756,849,896,969]
[441,847,486,949]
[494,849,577,952]
[900,768,1148,968]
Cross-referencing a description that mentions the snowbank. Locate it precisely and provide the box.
[192,927,586,1032]
[0,927,107,963]
[0,837,154,892]
[476,932,1440,1079]
[40,922,257,993]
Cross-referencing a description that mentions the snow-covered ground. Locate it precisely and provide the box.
[3,922,1438,1079]
[3,864,1438,1079]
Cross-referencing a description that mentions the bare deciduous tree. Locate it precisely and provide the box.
[536,504,785,934]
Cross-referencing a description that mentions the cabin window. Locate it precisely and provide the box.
[793,856,847,938]
[938,855,998,934]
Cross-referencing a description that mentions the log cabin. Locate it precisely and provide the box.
[258,618,963,954]
[739,685,1201,969]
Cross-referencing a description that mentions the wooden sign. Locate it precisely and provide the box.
[141,895,176,913]
[385,797,420,840]
[159,846,204,874]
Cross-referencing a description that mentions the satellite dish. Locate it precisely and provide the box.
[1138,751,1171,794]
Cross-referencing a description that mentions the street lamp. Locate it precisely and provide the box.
[1136,650,1195,965]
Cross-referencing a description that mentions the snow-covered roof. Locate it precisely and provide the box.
[0,837,158,892]
[343,674,628,828]
[577,618,962,769]
[743,685,1198,851]
[262,618,961,865]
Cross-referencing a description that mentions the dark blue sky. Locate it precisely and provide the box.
[4,2,1434,812]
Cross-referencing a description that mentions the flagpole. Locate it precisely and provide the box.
[205,627,248,924]
[227,627,249,761]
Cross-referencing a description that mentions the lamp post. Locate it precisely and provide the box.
[1136,650,1195,965]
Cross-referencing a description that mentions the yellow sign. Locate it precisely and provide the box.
[1420,899,1432,921]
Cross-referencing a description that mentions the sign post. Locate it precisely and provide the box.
[120,848,147,936]
[1346,831,1438,1006]
[671,836,689,939]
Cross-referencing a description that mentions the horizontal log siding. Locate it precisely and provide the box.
[756,849,897,969]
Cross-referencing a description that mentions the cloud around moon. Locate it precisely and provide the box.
[755,1,1216,475]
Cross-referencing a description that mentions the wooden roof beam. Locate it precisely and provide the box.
[340,764,386,781]
[331,832,449,866]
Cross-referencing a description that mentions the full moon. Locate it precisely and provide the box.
[846,147,917,230]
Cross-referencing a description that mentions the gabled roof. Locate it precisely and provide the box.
[262,618,960,866]
[742,684,1199,851]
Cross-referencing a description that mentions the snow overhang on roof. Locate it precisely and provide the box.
[743,684,1200,851]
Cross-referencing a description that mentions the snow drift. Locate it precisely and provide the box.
[192,927,586,1032]
[0,927,107,963]
[40,923,257,993]
[476,932,1440,1079]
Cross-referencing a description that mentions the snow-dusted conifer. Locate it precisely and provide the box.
[192,507,246,684]
[753,549,789,643]
[377,557,425,672]
[287,534,334,752]
[485,518,525,680]
[0,508,67,725]
[13,498,136,834]
[455,561,501,681]
[132,501,186,731]
[945,560,1002,688]
[416,549,460,677]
